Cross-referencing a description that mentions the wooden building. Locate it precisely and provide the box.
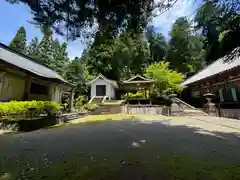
[0,43,75,110]
[181,48,240,119]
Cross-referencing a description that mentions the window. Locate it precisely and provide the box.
[231,88,238,101]
[222,84,233,102]
[30,83,48,95]
[218,88,224,102]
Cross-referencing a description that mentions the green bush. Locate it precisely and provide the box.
[75,95,88,111]
[146,62,184,96]
[0,101,60,118]
[127,91,145,98]
[83,103,98,111]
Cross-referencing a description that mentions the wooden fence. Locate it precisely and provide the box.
[123,105,169,115]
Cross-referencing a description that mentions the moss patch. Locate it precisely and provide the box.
[2,152,240,180]
[48,114,167,129]
[57,114,166,126]
[103,100,125,105]
[0,130,15,135]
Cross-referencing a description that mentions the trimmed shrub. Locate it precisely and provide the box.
[83,103,98,111]
[0,101,60,119]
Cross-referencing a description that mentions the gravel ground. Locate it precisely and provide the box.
[1,116,240,174]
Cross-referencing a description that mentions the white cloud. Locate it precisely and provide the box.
[151,0,200,38]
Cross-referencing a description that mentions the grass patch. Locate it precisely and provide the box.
[48,114,167,129]
[2,151,240,180]
[103,100,125,105]
[64,114,166,125]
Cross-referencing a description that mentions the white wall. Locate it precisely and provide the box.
[90,79,115,99]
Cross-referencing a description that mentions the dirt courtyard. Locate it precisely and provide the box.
[1,115,240,179]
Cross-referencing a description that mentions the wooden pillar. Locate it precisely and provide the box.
[0,72,6,101]
[69,88,75,112]
[23,76,31,101]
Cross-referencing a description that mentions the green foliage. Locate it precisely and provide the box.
[218,14,240,55]
[146,26,167,63]
[64,57,90,94]
[75,95,88,111]
[9,26,27,53]
[86,33,150,80]
[27,37,40,61]
[194,1,240,63]
[75,95,98,112]
[6,0,176,39]
[37,31,55,67]
[194,1,223,64]
[0,101,60,119]
[52,41,69,75]
[127,92,145,98]
[26,27,69,76]
[146,62,184,97]
[65,57,85,84]
[83,103,99,111]
[167,17,205,73]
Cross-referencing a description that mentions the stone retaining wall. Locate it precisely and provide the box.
[220,109,240,119]
[0,112,88,132]
[0,117,58,132]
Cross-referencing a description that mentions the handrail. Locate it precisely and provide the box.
[102,96,108,104]
[89,96,96,103]
[173,97,196,109]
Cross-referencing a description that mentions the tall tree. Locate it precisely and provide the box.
[27,37,39,60]
[167,17,205,73]
[52,40,69,75]
[85,32,150,80]
[219,14,240,56]
[37,30,55,67]
[9,26,27,53]
[194,0,240,63]
[64,57,92,94]
[194,1,223,64]
[167,17,192,73]
[146,26,167,63]
[6,0,177,40]
[65,57,85,85]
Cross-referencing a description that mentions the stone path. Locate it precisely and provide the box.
[190,116,240,130]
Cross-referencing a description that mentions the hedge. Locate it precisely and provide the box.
[0,101,60,119]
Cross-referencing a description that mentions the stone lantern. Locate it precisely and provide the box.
[168,93,178,116]
[203,93,218,116]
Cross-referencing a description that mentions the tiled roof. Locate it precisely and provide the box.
[0,43,71,85]
[181,48,240,86]
[122,75,155,84]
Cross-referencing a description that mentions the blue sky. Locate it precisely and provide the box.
[0,0,201,59]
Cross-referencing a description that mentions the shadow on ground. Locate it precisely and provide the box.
[1,117,240,179]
